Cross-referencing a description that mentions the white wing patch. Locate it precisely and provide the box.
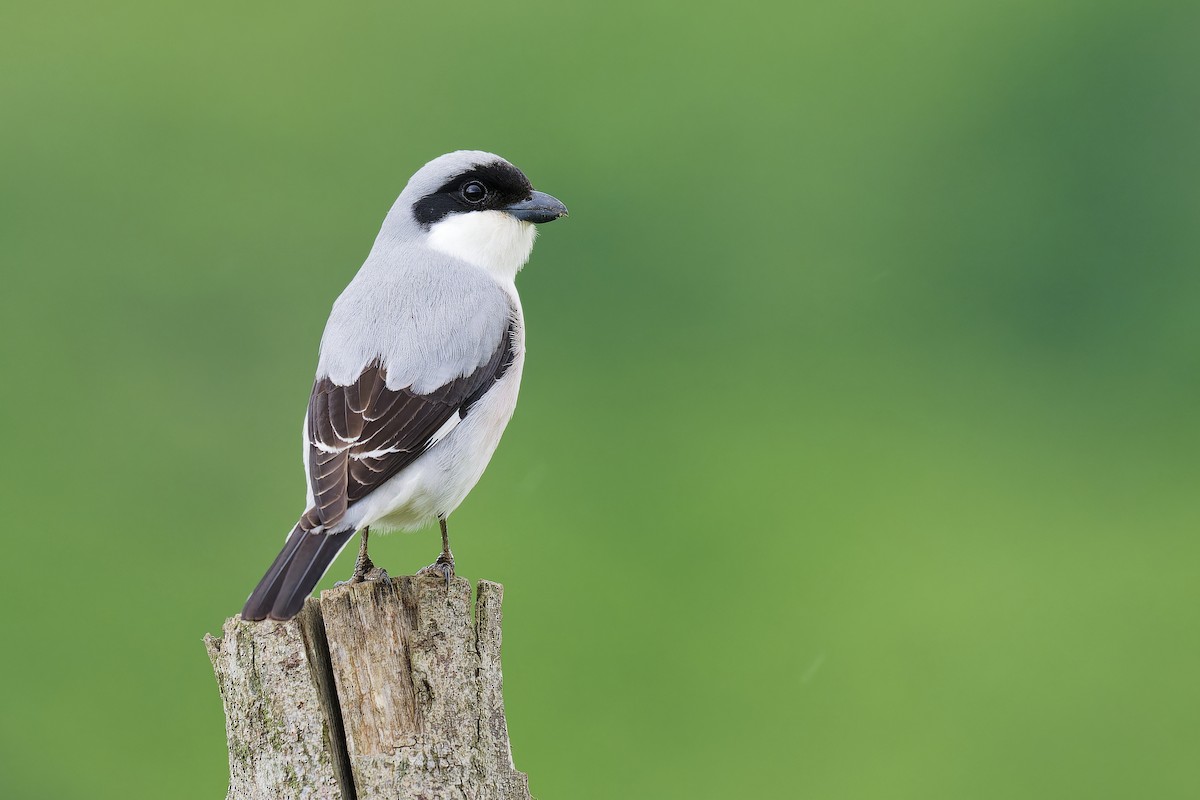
[427,413,462,446]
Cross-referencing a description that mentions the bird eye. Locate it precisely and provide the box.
[461,181,487,204]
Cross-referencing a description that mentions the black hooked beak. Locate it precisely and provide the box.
[505,191,569,224]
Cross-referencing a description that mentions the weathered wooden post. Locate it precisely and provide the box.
[205,576,533,800]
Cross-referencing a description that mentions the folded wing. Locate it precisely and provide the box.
[301,318,517,533]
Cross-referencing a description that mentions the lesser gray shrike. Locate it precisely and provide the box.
[241,151,567,621]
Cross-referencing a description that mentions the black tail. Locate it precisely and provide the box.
[241,525,356,621]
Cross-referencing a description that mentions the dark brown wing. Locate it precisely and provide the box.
[301,320,516,532]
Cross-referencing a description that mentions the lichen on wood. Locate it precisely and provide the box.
[206,576,532,800]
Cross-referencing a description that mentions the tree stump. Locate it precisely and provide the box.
[204,576,533,800]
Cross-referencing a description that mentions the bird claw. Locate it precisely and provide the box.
[360,565,391,584]
[417,555,455,588]
[336,563,390,587]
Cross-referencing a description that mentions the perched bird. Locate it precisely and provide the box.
[241,151,567,621]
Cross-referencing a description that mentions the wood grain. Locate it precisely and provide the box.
[206,577,532,799]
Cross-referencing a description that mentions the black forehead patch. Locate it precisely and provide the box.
[412,161,534,228]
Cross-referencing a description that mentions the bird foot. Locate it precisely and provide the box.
[416,554,455,588]
[357,565,391,584]
[335,568,390,587]
[336,554,390,586]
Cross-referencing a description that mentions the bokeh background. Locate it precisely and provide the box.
[2,1,1198,797]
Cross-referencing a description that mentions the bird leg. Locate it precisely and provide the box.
[417,516,455,587]
[347,526,389,584]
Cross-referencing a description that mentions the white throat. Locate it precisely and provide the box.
[426,210,537,282]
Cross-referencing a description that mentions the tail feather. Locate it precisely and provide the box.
[241,523,307,620]
[241,525,356,621]
[269,529,356,620]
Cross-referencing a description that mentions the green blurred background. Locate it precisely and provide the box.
[2,1,1198,797]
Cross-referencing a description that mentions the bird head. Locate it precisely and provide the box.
[395,150,568,281]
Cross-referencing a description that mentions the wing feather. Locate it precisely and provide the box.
[299,319,517,532]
